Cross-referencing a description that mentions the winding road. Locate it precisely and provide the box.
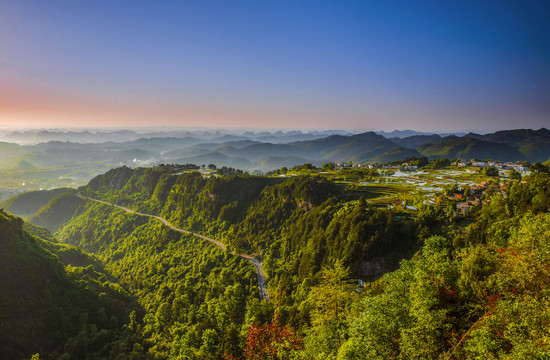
[76,193,268,300]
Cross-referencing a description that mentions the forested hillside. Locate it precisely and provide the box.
[417,137,526,162]
[0,188,71,217]
[77,167,427,300]
[2,163,550,359]
[29,189,83,232]
[57,201,261,358]
[0,210,146,360]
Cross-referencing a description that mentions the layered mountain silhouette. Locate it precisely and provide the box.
[0,129,549,178]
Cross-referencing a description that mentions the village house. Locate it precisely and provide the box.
[471,161,487,167]
[456,202,471,215]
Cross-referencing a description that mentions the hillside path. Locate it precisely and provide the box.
[76,193,268,300]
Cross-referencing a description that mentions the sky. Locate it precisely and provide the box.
[0,0,549,132]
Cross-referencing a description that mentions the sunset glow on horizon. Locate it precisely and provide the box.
[1,1,549,132]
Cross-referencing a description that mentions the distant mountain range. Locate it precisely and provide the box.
[376,130,467,138]
[0,128,549,188]
[155,128,548,168]
[0,128,353,145]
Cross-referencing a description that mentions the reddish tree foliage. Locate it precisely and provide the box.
[225,314,304,360]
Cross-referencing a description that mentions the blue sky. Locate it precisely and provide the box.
[0,0,549,131]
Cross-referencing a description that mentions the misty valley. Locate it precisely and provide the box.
[1,127,549,199]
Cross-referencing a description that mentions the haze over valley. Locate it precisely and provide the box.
[1,126,549,199]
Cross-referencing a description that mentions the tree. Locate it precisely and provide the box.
[322,162,335,171]
[226,314,304,360]
[200,328,219,358]
[339,236,457,359]
[462,213,550,358]
[509,169,521,180]
[433,158,451,169]
[530,162,549,174]
[482,167,499,177]
[306,261,354,359]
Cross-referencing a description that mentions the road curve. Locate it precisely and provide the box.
[77,193,268,300]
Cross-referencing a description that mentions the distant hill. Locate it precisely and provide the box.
[391,135,443,149]
[14,160,37,170]
[377,130,466,138]
[371,147,421,163]
[254,132,331,143]
[122,136,202,151]
[254,156,315,171]
[0,142,25,163]
[174,129,550,167]
[127,128,550,166]
[309,132,398,161]
[1,188,72,217]
[215,139,262,149]
[465,128,550,145]
[223,142,297,161]
[418,136,527,161]
[519,142,550,163]
[377,130,434,138]
[1,129,145,144]
[221,131,418,165]
[464,128,550,161]
[291,131,420,163]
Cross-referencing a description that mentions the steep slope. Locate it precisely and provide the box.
[1,188,71,217]
[0,210,135,359]
[519,142,550,163]
[76,166,419,291]
[29,189,85,232]
[56,188,261,358]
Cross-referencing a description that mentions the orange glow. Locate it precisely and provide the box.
[0,79,374,130]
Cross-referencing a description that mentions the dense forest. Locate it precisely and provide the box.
[1,163,550,359]
[0,210,146,359]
